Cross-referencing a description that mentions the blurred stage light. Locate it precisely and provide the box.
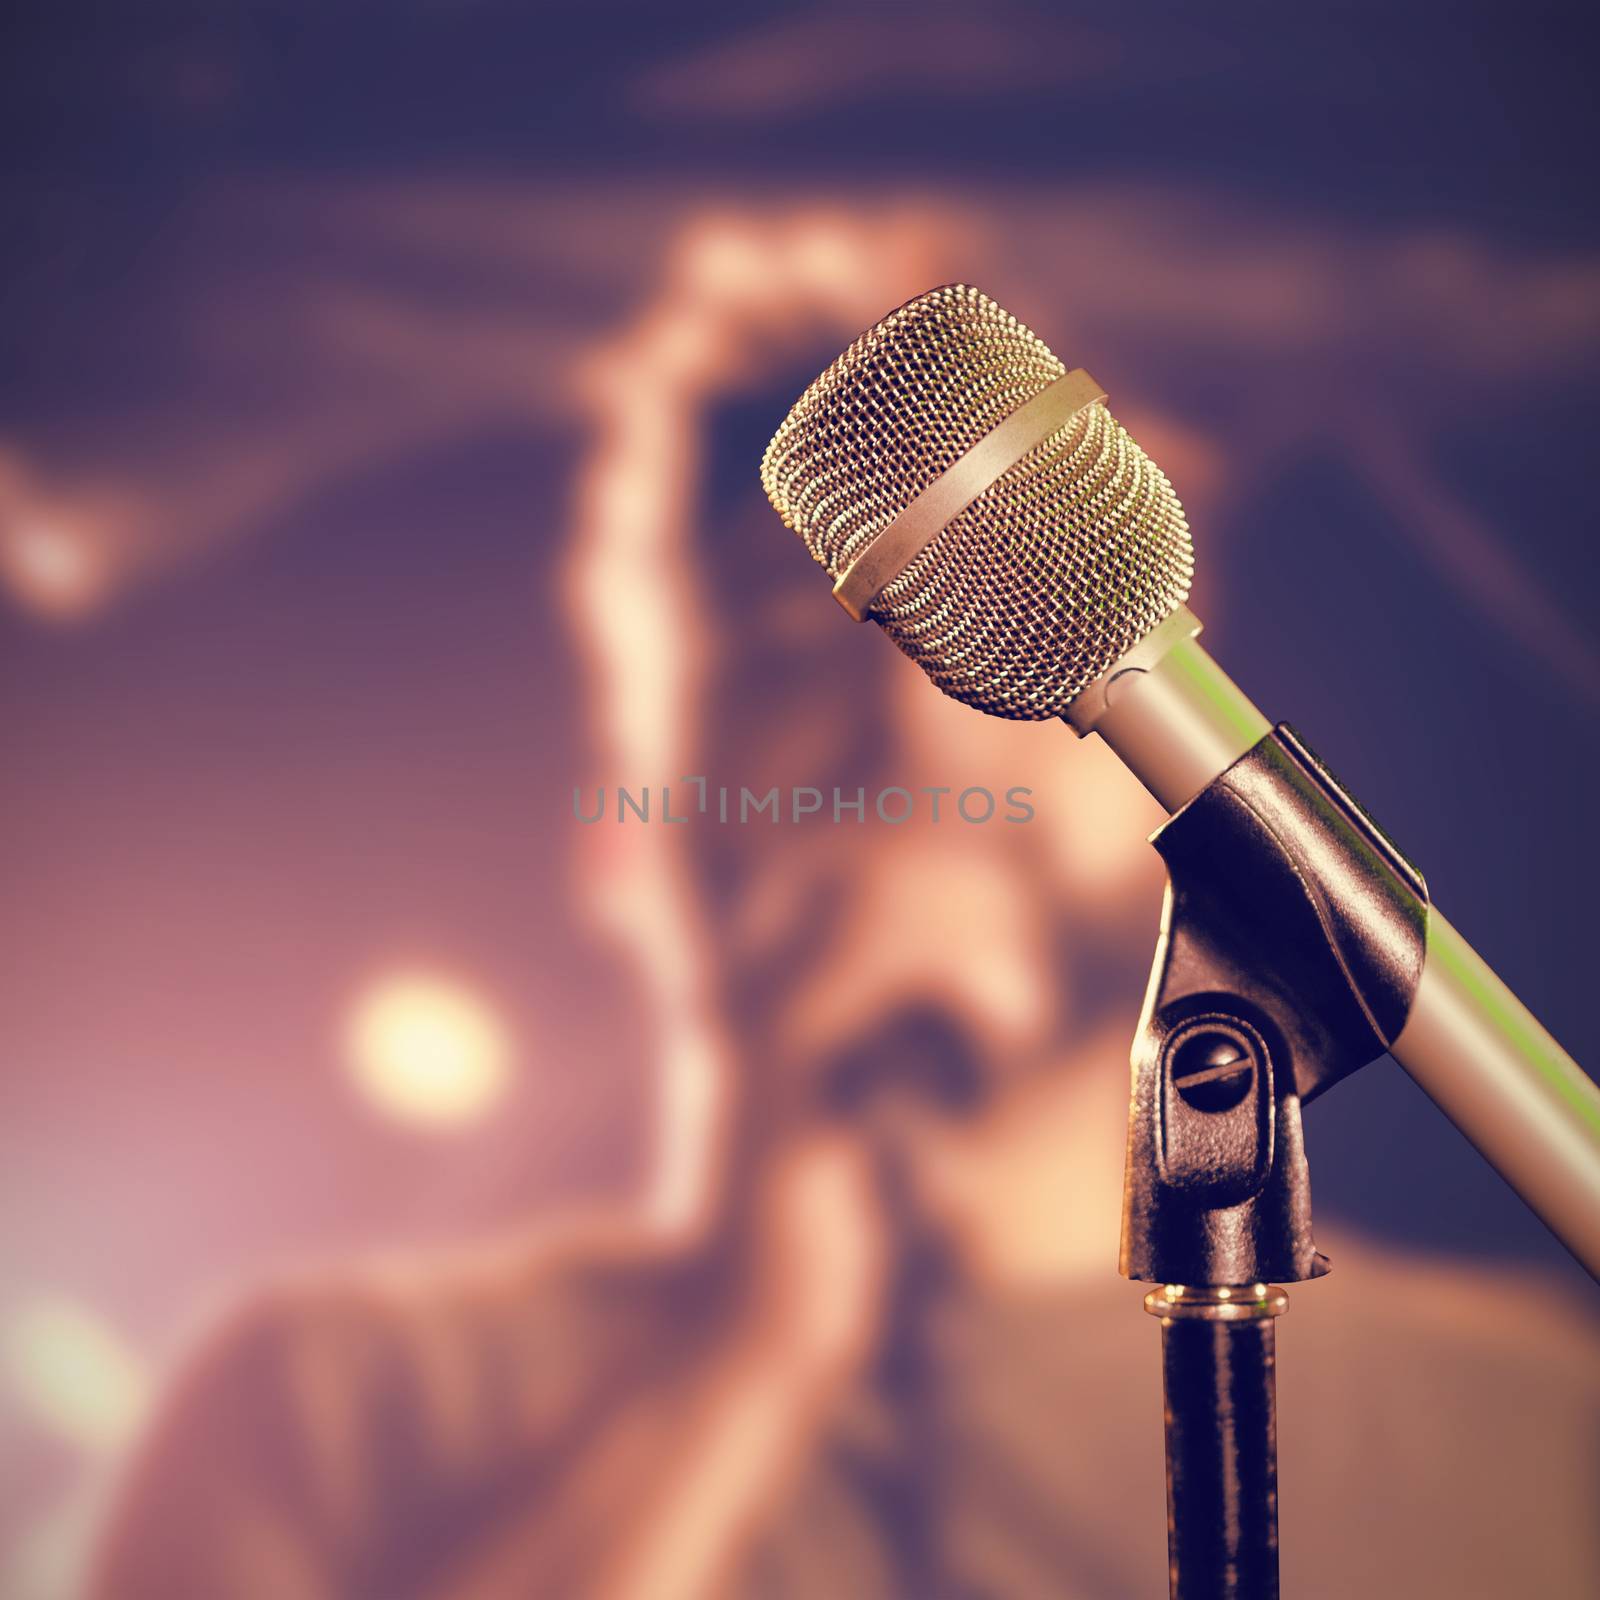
[343,971,513,1129]
[0,518,109,621]
[2,1294,148,1457]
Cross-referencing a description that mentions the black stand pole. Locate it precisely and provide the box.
[1147,1285,1287,1600]
[1120,729,1436,1600]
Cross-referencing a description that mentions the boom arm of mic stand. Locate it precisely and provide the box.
[1070,611,1600,1280]
[1392,910,1600,1278]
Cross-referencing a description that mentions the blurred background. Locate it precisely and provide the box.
[3,3,1598,1596]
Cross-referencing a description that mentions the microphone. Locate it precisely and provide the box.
[760,283,1600,1277]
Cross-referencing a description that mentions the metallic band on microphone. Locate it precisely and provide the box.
[830,368,1107,621]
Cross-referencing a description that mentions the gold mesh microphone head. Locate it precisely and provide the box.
[760,284,1194,719]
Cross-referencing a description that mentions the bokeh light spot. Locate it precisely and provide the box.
[343,972,514,1130]
[2,1295,148,1456]
[1,518,110,621]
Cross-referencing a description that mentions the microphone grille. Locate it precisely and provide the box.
[760,284,1194,718]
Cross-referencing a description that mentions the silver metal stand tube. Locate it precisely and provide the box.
[1393,911,1600,1277]
[1065,610,1270,813]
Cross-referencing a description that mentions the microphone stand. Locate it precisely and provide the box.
[1121,725,1437,1600]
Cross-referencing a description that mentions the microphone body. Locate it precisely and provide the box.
[760,281,1600,1600]
[763,282,1600,1598]
[759,281,1600,1278]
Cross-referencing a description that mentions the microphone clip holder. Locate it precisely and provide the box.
[1121,724,1430,1598]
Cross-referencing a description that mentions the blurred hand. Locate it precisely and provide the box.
[439,1128,891,1600]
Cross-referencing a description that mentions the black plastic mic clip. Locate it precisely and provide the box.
[1123,725,1431,1600]
[1122,723,1429,1288]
